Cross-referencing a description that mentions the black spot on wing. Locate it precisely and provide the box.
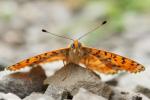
[121,57,126,64]
[26,59,30,63]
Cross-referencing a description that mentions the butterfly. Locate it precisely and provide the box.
[6,21,145,74]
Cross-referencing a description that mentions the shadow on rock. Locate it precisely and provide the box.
[0,65,47,98]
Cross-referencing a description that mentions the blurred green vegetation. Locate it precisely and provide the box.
[82,0,150,44]
[106,0,150,31]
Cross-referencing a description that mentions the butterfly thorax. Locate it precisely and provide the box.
[68,40,85,64]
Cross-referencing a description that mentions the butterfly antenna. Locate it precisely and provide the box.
[78,20,107,40]
[42,29,74,41]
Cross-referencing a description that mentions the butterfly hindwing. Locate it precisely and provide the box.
[6,48,69,71]
[80,54,118,74]
[82,47,145,73]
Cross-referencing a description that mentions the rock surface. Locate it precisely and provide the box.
[110,87,149,100]
[23,92,54,100]
[0,65,47,98]
[44,63,113,100]
[135,85,150,99]
[73,88,106,100]
[0,92,21,100]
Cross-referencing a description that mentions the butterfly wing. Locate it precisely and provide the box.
[6,48,69,71]
[82,47,145,73]
[80,54,118,74]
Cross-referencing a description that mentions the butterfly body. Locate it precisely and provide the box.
[6,39,145,74]
[68,40,85,64]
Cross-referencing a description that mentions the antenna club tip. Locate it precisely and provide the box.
[102,21,107,25]
[42,29,47,32]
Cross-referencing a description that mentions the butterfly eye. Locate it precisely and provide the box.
[71,44,75,48]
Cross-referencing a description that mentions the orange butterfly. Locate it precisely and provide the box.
[6,21,145,74]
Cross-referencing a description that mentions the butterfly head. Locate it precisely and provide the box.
[70,40,82,53]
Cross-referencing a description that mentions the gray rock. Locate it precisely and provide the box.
[0,59,8,71]
[73,88,106,100]
[23,92,54,100]
[0,64,5,71]
[110,87,150,100]
[44,63,112,100]
[0,65,47,98]
[45,85,71,100]
[135,85,150,99]
[0,92,21,100]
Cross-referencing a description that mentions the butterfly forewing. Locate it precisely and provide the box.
[82,47,145,73]
[6,48,69,71]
